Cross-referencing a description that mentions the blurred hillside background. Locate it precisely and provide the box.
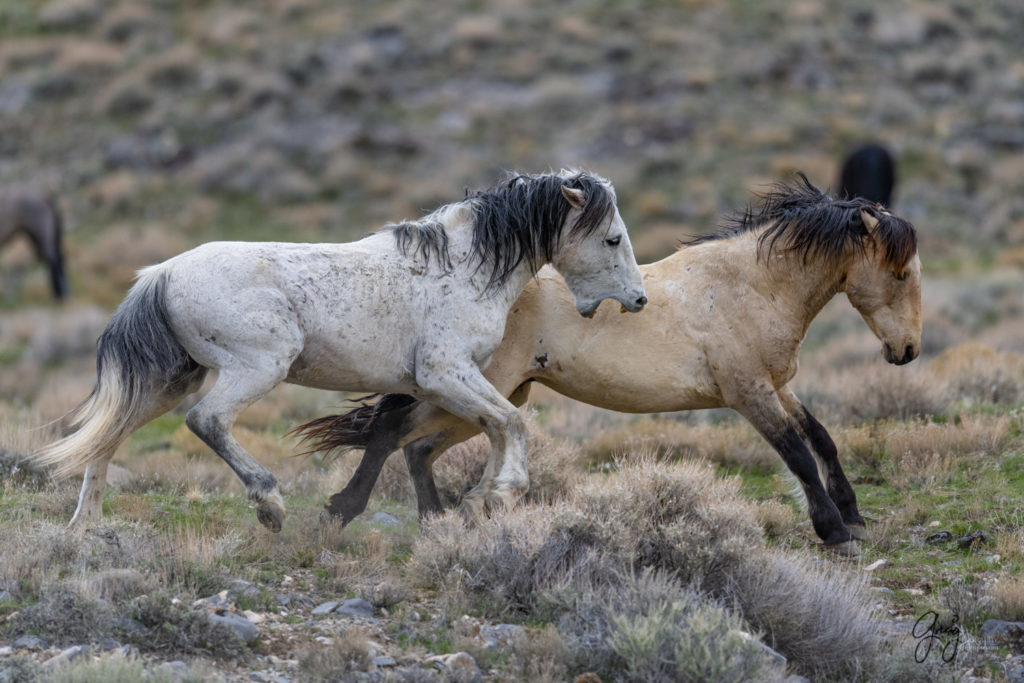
[2,0,1023,301]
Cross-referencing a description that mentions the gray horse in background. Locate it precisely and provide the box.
[0,189,68,299]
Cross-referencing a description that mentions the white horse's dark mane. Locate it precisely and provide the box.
[687,173,917,270]
[386,171,616,291]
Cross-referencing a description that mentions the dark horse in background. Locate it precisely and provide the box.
[0,190,68,299]
[838,143,896,208]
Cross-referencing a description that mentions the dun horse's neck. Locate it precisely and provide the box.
[759,236,850,336]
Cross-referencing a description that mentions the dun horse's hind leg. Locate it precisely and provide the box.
[732,386,857,554]
[778,389,867,540]
[186,364,294,532]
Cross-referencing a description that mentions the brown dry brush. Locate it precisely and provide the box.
[410,454,897,681]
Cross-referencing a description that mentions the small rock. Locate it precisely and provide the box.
[982,619,1024,644]
[337,598,374,618]
[159,661,191,678]
[112,615,148,638]
[44,645,88,668]
[12,635,48,651]
[864,559,887,572]
[958,530,988,549]
[311,601,338,616]
[925,531,952,544]
[208,610,259,643]
[195,590,233,610]
[1004,654,1024,683]
[427,652,482,683]
[0,646,12,657]
[480,623,527,650]
[293,596,315,609]
[872,587,893,594]
[371,511,401,527]
[275,594,292,606]
[0,590,10,601]
[373,655,397,667]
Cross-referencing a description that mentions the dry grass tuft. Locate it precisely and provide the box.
[930,342,1024,406]
[581,418,776,472]
[297,626,372,679]
[989,575,1024,621]
[881,415,1010,490]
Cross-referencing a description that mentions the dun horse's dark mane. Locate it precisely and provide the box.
[686,173,917,270]
[387,171,615,292]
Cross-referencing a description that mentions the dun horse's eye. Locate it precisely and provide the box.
[894,270,908,281]
[605,236,621,247]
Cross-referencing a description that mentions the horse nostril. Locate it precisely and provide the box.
[905,345,915,361]
[636,295,648,307]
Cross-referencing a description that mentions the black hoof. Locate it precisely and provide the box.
[325,493,363,527]
[847,523,868,541]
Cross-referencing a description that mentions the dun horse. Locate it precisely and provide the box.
[35,170,647,531]
[295,174,920,555]
[0,189,68,299]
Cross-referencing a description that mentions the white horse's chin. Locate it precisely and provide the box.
[576,301,600,318]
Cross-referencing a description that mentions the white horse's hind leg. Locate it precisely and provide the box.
[68,457,110,531]
[185,364,293,532]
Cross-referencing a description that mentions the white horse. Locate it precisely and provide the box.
[36,170,647,531]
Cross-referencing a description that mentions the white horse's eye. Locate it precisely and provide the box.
[605,235,621,247]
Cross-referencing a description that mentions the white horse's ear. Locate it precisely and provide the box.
[561,186,586,210]
[860,209,879,231]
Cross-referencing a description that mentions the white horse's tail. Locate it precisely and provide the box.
[35,264,205,477]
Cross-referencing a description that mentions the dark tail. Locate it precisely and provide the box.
[290,393,418,455]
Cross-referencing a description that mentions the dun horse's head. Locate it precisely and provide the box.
[552,181,647,318]
[844,208,921,365]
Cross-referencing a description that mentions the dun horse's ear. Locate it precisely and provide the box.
[860,209,879,232]
[561,186,586,210]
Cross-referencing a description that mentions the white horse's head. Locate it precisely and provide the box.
[845,209,921,365]
[552,182,647,318]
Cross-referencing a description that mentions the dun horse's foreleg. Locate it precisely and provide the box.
[778,389,866,539]
[733,388,855,551]
[186,366,289,532]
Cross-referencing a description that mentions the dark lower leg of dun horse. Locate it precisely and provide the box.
[799,406,867,539]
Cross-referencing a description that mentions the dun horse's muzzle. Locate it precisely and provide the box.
[884,342,919,366]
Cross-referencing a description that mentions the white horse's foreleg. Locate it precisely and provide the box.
[416,361,529,520]
[185,365,291,532]
[68,457,110,531]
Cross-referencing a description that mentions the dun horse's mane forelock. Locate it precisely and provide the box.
[686,173,917,270]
